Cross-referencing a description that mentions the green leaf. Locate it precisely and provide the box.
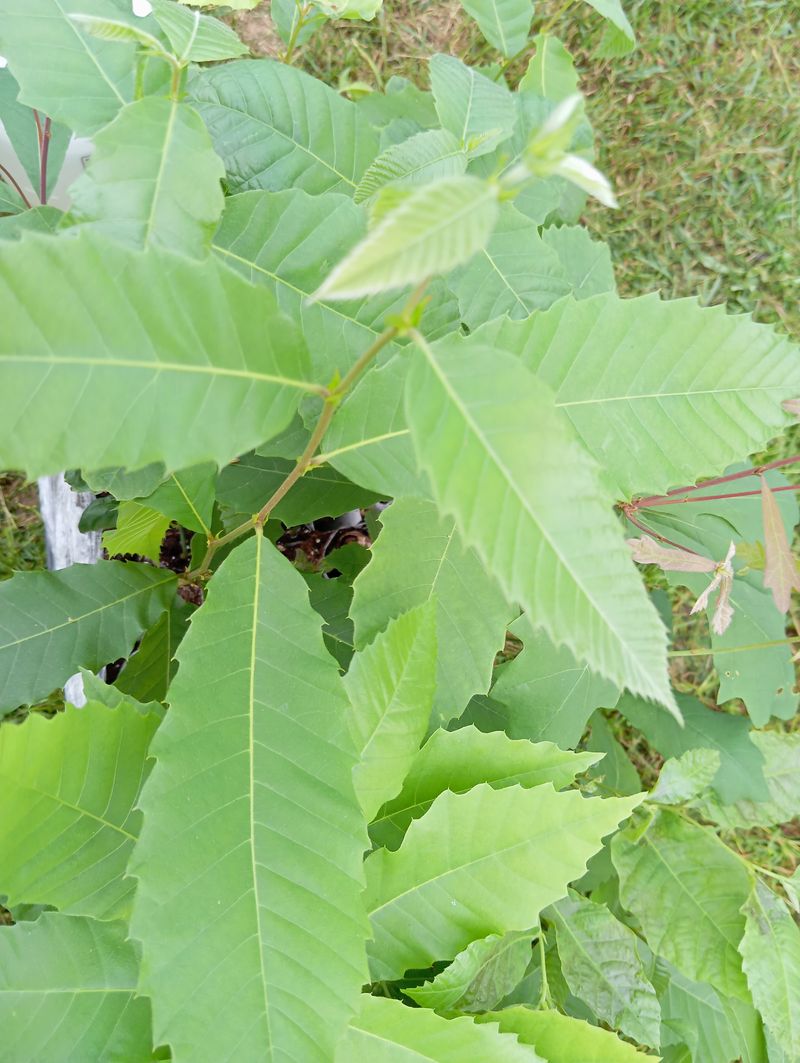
[150,0,248,61]
[406,336,675,711]
[489,615,620,748]
[449,204,573,328]
[541,225,616,298]
[344,603,437,820]
[618,692,768,804]
[430,54,516,156]
[319,353,427,496]
[550,892,661,1047]
[371,725,602,849]
[0,697,159,919]
[67,13,166,52]
[68,97,225,257]
[650,747,721,805]
[351,497,512,727]
[339,995,546,1062]
[694,731,800,830]
[0,231,314,478]
[139,464,216,536]
[407,931,533,1012]
[611,807,752,1000]
[473,293,800,497]
[520,35,579,101]
[190,58,379,195]
[458,0,534,56]
[0,69,71,197]
[365,783,641,979]
[216,452,382,530]
[83,462,167,500]
[317,175,500,300]
[585,712,641,796]
[582,0,635,49]
[0,0,144,135]
[115,597,193,703]
[0,205,63,237]
[651,956,767,1063]
[271,0,326,45]
[0,179,28,215]
[130,535,368,1062]
[739,880,800,1058]
[483,1005,648,1062]
[0,913,153,1063]
[0,560,176,712]
[212,189,459,378]
[355,128,467,203]
[103,500,171,559]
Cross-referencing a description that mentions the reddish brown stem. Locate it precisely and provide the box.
[633,455,800,509]
[0,163,32,209]
[640,483,800,508]
[33,109,43,148]
[621,506,703,554]
[39,117,51,206]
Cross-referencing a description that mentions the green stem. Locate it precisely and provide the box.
[537,926,550,1009]
[667,635,800,659]
[190,283,428,579]
[282,2,311,64]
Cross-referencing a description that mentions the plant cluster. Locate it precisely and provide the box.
[0,1,798,1060]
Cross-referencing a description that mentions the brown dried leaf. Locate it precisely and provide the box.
[627,535,716,573]
[782,399,800,417]
[761,478,800,613]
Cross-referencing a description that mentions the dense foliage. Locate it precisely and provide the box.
[0,1,798,1060]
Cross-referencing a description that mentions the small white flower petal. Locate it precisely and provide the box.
[553,154,619,209]
[0,57,8,69]
[132,0,153,16]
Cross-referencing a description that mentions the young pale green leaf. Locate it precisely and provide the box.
[407,931,533,1013]
[68,13,166,52]
[115,597,193,703]
[0,560,176,713]
[550,893,661,1047]
[483,1005,648,1062]
[351,497,512,727]
[449,204,572,327]
[0,205,62,238]
[406,337,675,712]
[0,231,315,478]
[612,808,753,1000]
[130,535,368,1063]
[68,97,225,257]
[541,225,616,298]
[103,501,171,560]
[190,59,378,195]
[521,34,579,101]
[139,464,216,536]
[693,731,800,830]
[489,615,620,749]
[344,602,437,820]
[339,995,546,1062]
[212,190,460,378]
[313,0,383,18]
[0,181,27,215]
[739,880,800,1058]
[216,453,382,530]
[430,54,516,156]
[473,293,800,498]
[0,914,153,1063]
[458,0,534,56]
[650,748,721,805]
[0,0,144,135]
[150,0,248,60]
[317,176,500,300]
[354,128,467,203]
[618,693,767,805]
[0,69,71,197]
[365,783,641,979]
[0,697,159,919]
[370,725,602,850]
[183,0,258,8]
[270,0,326,46]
